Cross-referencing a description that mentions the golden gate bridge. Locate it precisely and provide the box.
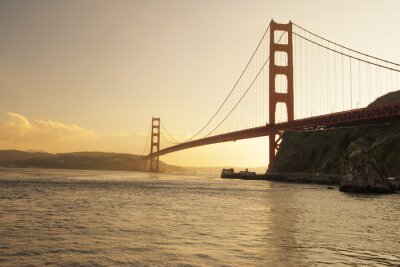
[140,20,400,172]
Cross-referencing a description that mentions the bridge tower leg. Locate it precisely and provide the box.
[268,20,294,169]
[149,117,160,172]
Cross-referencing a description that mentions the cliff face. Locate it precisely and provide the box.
[269,91,400,178]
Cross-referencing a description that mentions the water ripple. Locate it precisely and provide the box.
[0,168,398,266]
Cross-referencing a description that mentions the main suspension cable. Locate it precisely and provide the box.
[160,122,182,145]
[292,32,400,73]
[162,22,272,144]
[293,22,400,68]
[202,31,287,137]
[158,21,400,149]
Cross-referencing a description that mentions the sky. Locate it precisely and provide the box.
[1,0,400,167]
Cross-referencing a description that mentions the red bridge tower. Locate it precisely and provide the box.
[268,20,294,168]
[150,117,160,172]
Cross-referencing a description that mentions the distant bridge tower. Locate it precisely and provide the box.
[150,117,160,172]
[268,20,294,168]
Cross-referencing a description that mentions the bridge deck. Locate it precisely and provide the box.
[143,102,400,159]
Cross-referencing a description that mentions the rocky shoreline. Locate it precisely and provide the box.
[221,171,400,192]
[262,91,400,194]
[263,172,340,185]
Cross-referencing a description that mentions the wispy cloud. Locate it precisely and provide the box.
[0,112,151,154]
[2,112,97,140]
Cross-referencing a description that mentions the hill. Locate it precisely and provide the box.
[0,150,183,172]
[269,90,400,179]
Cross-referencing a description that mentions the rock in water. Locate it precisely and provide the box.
[339,137,394,193]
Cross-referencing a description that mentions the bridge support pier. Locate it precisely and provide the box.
[149,117,160,172]
[269,130,283,168]
[268,20,294,170]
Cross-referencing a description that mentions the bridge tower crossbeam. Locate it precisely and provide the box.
[268,20,294,169]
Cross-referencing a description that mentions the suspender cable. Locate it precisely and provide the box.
[293,22,400,68]
[141,124,152,156]
[293,32,400,73]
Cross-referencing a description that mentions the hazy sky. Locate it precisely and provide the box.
[1,0,400,167]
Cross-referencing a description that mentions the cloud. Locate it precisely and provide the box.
[33,119,98,140]
[0,112,98,152]
[0,112,151,154]
[3,112,97,139]
[4,112,34,136]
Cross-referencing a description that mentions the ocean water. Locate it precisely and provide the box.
[0,168,399,266]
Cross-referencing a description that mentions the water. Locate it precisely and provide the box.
[0,168,399,266]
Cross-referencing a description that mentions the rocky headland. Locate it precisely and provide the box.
[267,91,400,193]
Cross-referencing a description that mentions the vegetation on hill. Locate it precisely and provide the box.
[368,90,400,107]
[0,150,183,172]
[269,90,400,178]
[270,122,400,177]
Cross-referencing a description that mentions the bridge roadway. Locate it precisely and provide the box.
[143,102,400,159]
